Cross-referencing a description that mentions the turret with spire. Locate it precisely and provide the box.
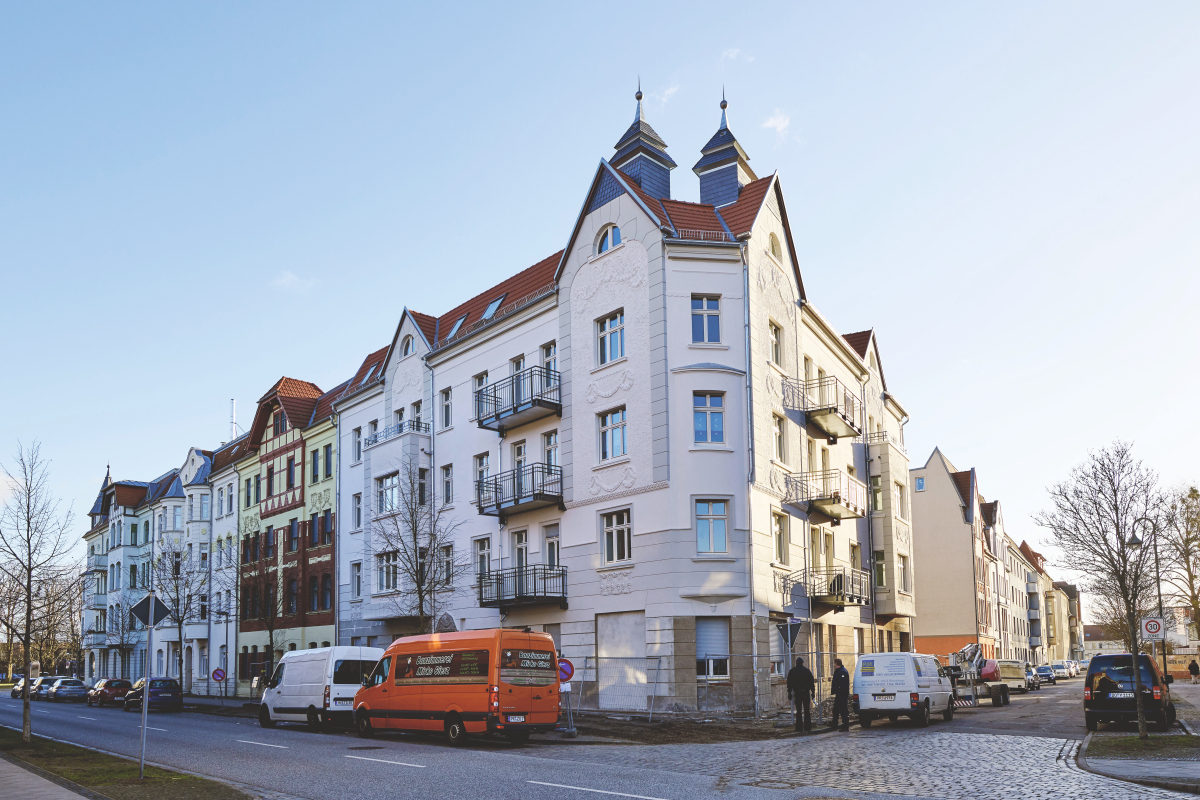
[610,80,676,200]
[693,90,757,207]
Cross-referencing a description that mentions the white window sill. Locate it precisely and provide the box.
[349,598,362,604]
[594,457,631,471]
[441,504,455,511]
[694,555,735,562]
[770,561,792,571]
[767,360,788,378]
[590,356,628,375]
[350,528,362,535]
[689,342,729,350]
[770,458,790,471]
[438,426,454,433]
[690,445,733,453]
[352,460,363,467]
[596,562,634,572]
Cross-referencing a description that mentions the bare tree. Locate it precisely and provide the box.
[34,572,82,676]
[1035,441,1163,739]
[104,589,143,678]
[1093,589,1155,653]
[238,546,291,691]
[370,461,471,634]
[148,535,209,686]
[1162,487,1200,640]
[0,442,77,743]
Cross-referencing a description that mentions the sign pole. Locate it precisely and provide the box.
[139,589,153,780]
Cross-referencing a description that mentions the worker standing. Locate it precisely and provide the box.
[786,657,815,732]
[1189,659,1199,685]
[831,658,851,732]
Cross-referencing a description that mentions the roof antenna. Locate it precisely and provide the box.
[230,399,237,442]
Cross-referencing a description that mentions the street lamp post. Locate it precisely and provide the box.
[1128,516,1169,682]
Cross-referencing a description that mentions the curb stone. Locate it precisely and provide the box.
[1077,729,1200,795]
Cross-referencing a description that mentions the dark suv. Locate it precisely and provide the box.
[1084,653,1175,731]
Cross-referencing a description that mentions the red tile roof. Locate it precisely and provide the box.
[410,311,437,345]
[211,436,251,474]
[659,198,727,236]
[951,471,973,508]
[843,330,872,358]
[113,484,147,508]
[311,379,351,424]
[614,167,667,225]
[432,251,561,347]
[717,175,774,237]
[258,377,324,429]
[342,346,389,396]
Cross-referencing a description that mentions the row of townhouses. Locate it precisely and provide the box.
[80,89,1079,712]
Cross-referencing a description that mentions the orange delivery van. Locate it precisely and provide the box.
[353,628,560,744]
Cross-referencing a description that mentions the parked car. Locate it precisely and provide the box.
[87,678,133,707]
[258,645,385,729]
[1085,652,1176,732]
[10,678,28,699]
[1036,665,1057,685]
[997,660,1031,693]
[122,678,183,713]
[30,676,66,700]
[47,678,88,703]
[853,652,956,728]
[1051,661,1071,679]
[1025,666,1041,691]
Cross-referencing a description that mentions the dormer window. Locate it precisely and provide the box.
[482,295,506,321]
[273,410,288,436]
[597,225,621,254]
[401,336,414,357]
[447,315,467,340]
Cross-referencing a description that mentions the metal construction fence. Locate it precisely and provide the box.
[559,650,871,721]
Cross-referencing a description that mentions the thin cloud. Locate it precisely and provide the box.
[722,47,755,63]
[762,109,791,142]
[650,83,679,105]
[272,270,318,294]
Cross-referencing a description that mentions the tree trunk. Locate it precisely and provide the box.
[1130,615,1148,740]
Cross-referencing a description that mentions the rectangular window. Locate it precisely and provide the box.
[898,554,910,593]
[312,451,320,483]
[323,509,332,544]
[543,430,559,466]
[378,473,399,514]
[353,428,362,462]
[873,551,885,587]
[287,457,295,489]
[696,617,730,679]
[288,519,299,552]
[473,373,489,418]
[871,476,883,512]
[442,464,453,504]
[411,401,422,427]
[769,321,782,365]
[599,408,627,461]
[803,356,813,382]
[773,415,786,462]
[173,506,181,530]
[351,562,362,599]
[773,512,788,564]
[200,495,210,520]
[691,295,720,343]
[188,495,194,521]
[254,475,261,504]
[246,478,252,508]
[217,488,223,516]
[544,525,560,566]
[597,311,625,365]
[475,537,491,578]
[696,500,728,554]
[441,388,453,429]
[352,493,362,529]
[475,453,489,484]
[602,509,632,564]
[418,468,428,506]
[310,513,320,546]
[266,466,274,497]
[693,393,724,443]
[440,545,454,587]
[377,552,398,592]
[543,342,557,372]
[895,482,908,519]
[915,476,926,492]
[324,444,333,478]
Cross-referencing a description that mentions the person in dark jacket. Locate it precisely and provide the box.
[786,657,816,731]
[831,658,851,731]
[1189,659,1199,685]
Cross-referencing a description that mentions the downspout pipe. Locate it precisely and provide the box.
[863,375,878,656]
[741,239,759,716]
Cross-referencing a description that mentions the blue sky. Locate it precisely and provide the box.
[3,2,1198,582]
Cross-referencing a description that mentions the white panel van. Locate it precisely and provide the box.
[852,652,955,727]
[260,645,385,729]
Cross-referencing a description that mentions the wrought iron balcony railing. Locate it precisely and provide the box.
[866,430,906,454]
[780,566,872,607]
[363,420,430,449]
[478,565,568,610]
[783,469,868,520]
[475,463,564,520]
[475,366,561,432]
[782,376,863,442]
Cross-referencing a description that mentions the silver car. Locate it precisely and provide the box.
[47,678,88,703]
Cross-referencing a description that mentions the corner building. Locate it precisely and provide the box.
[337,92,914,713]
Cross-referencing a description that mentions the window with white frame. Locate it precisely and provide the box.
[377,474,399,514]
[441,464,453,504]
[602,509,632,564]
[440,546,454,586]
[411,401,422,427]
[696,500,728,554]
[691,296,721,343]
[401,335,413,356]
[217,489,224,517]
[544,524,560,566]
[473,373,488,417]
[696,617,730,679]
[772,512,788,564]
[599,408,627,461]
[773,415,786,462]
[353,428,362,462]
[352,493,362,529]
[440,388,452,429]
[475,537,491,578]
[597,224,621,254]
[870,476,883,512]
[693,393,724,443]
[475,453,489,483]
[377,552,398,592]
[542,342,557,372]
[769,321,782,365]
[898,554,910,593]
[543,430,559,466]
[597,311,625,365]
[895,482,908,519]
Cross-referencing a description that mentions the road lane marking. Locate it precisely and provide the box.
[141,726,168,732]
[237,740,288,749]
[78,716,97,721]
[345,755,425,768]
[527,781,669,800]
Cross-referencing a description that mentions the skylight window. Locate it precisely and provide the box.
[447,315,467,340]
[482,295,506,320]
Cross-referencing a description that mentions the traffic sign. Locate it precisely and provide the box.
[212,668,226,682]
[1142,617,1166,641]
[558,658,574,683]
[131,594,171,627]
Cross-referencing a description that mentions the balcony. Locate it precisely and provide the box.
[476,463,564,521]
[1029,636,1042,647]
[1029,606,1041,620]
[86,553,107,572]
[783,566,871,607]
[784,469,868,520]
[866,430,906,454]
[478,565,568,611]
[84,631,107,647]
[475,366,561,433]
[88,592,107,610]
[364,420,430,449]
[783,376,862,443]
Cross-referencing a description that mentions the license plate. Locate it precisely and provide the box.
[335,699,352,706]
[873,694,895,701]
[507,715,526,723]
[1109,692,1135,698]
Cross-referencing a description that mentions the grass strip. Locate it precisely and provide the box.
[0,727,249,800]
[1088,734,1200,759]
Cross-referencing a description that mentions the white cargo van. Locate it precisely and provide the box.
[260,645,385,729]
[853,652,955,727]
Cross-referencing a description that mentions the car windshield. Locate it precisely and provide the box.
[150,680,178,689]
[59,680,83,687]
[333,659,378,685]
[110,680,131,688]
[1087,656,1155,690]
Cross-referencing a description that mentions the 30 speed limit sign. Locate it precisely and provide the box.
[1141,617,1166,640]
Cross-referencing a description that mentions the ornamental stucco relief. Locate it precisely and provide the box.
[393,367,420,397]
[598,569,634,596]
[573,240,648,317]
[585,369,635,404]
[589,466,636,496]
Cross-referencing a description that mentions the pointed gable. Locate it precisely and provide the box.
[409,311,437,346]
[259,377,324,429]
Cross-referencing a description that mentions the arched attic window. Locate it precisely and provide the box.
[597,225,621,254]
[769,233,782,260]
[401,336,414,357]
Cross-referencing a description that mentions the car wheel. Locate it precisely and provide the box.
[859,714,872,728]
[355,709,374,738]
[445,714,468,746]
[943,700,955,721]
[122,701,132,712]
[306,708,322,730]
[259,705,276,728]
[1085,713,1097,732]
[916,701,931,728]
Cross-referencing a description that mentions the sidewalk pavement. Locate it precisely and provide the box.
[0,752,99,800]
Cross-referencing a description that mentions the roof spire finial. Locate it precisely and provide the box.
[633,77,644,124]
[719,87,728,130]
